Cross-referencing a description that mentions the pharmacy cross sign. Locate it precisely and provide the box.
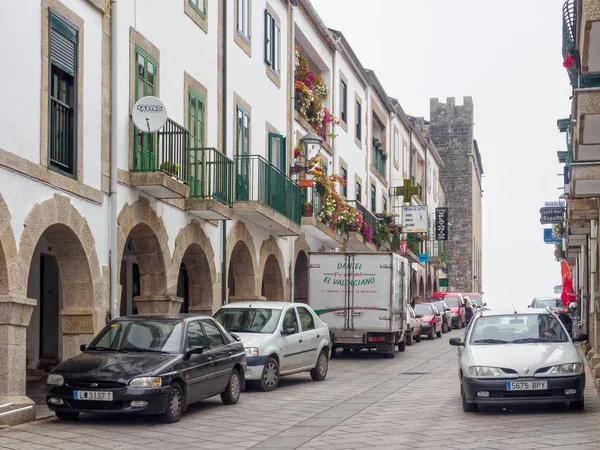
[389,179,421,203]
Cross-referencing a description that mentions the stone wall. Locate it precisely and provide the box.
[429,97,479,293]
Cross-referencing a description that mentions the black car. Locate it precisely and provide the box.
[45,314,246,424]
[433,300,452,333]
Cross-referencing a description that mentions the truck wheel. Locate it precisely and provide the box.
[398,338,406,352]
[415,332,422,343]
[406,331,413,346]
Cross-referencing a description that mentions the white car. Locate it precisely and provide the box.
[213,302,331,392]
[450,308,588,412]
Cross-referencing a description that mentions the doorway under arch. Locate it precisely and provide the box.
[261,254,284,301]
[177,243,213,315]
[294,251,308,304]
[228,240,256,300]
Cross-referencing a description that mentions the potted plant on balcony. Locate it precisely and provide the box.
[303,201,313,217]
[159,161,181,178]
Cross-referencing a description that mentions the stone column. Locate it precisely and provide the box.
[134,295,183,314]
[0,295,37,425]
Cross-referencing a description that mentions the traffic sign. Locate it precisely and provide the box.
[419,254,429,263]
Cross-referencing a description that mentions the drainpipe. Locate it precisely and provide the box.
[590,222,596,340]
[110,0,118,320]
[221,0,228,305]
[289,1,295,303]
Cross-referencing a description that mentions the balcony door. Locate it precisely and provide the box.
[134,47,157,171]
[235,107,250,201]
[268,133,286,214]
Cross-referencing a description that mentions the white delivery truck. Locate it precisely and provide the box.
[307,252,410,358]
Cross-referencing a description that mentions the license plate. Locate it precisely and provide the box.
[73,391,113,401]
[506,381,547,391]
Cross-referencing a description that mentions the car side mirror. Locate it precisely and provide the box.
[230,332,241,342]
[80,344,87,352]
[483,303,487,306]
[449,338,465,347]
[184,346,204,360]
[573,333,588,342]
[528,305,531,308]
[281,327,296,336]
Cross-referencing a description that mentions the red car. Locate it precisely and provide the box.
[463,292,487,311]
[431,292,467,328]
[413,302,443,340]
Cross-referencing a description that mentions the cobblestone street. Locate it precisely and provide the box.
[1,329,600,450]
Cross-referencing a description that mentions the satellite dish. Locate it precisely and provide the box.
[132,96,168,133]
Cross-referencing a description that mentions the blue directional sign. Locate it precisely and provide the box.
[419,253,429,263]
[543,228,561,243]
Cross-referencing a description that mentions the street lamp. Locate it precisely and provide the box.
[290,133,324,175]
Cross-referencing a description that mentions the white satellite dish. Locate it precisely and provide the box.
[132,96,168,133]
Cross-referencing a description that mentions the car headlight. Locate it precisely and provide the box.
[245,347,259,357]
[547,363,583,375]
[130,377,162,388]
[47,374,64,386]
[468,366,506,378]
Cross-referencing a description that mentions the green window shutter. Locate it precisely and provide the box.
[268,132,285,171]
[49,10,77,75]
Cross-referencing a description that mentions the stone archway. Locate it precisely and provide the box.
[227,221,259,301]
[411,272,418,300]
[0,194,36,405]
[19,195,101,370]
[419,277,425,299]
[261,255,284,300]
[117,199,177,314]
[258,237,287,302]
[294,251,308,304]
[427,274,433,297]
[172,221,218,315]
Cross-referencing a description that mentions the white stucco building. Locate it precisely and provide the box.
[0,0,447,423]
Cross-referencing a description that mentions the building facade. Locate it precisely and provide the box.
[0,0,454,423]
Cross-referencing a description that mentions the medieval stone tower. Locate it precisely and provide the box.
[428,97,484,294]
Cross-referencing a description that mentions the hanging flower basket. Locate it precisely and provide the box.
[298,179,314,188]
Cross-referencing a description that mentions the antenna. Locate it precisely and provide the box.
[511,300,518,314]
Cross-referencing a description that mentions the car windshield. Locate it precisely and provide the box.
[534,299,562,309]
[444,297,460,307]
[414,304,433,315]
[469,314,568,344]
[213,308,282,334]
[88,320,183,353]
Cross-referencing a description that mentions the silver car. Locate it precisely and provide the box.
[449,308,588,412]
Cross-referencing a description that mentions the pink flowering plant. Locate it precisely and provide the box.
[295,46,339,139]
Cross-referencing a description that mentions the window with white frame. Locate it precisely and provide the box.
[402,140,408,177]
[264,10,280,74]
[237,0,250,42]
[394,131,399,164]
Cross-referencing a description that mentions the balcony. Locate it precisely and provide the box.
[234,155,301,236]
[301,187,347,248]
[575,0,600,77]
[130,119,189,199]
[346,200,378,251]
[399,233,423,263]
[428,239,447,269]
[186,148,234,220]
[372,144,386,177]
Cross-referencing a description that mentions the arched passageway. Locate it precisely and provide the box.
[294,251,308,303]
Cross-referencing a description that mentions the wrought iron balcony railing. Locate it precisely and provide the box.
[133,118,189,183]
[348,199,378,236]
[373,144,386,176]
[189,147,234,206]
[562,0,579,87]
[235,155,301,224]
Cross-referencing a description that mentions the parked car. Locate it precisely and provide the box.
[438,293,467,328]
[530,296,573,336]
[414,302,443,340]
[433,300,452,333]
[464,292,487,310]
[213,302,331,392]
[45,315,246,423]
[449,308,588,412]
[406,305,422,345]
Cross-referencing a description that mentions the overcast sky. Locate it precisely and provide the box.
[313,0,571,309]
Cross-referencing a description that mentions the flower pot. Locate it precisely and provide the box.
[298,179,314,188]
[303,206,313,217]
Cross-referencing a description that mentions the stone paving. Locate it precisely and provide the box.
[2,329,600,449]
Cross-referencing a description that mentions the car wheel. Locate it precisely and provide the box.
[258,357,280,392]
[398,337,406,352]
[415,332,422,343]
[569,400,584,411]
[461,387,477,412]
[55,411,79,421]
[220,369,241,405]
[310,350,329,381]
[161,383,183,424]
[406,331,413,346]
